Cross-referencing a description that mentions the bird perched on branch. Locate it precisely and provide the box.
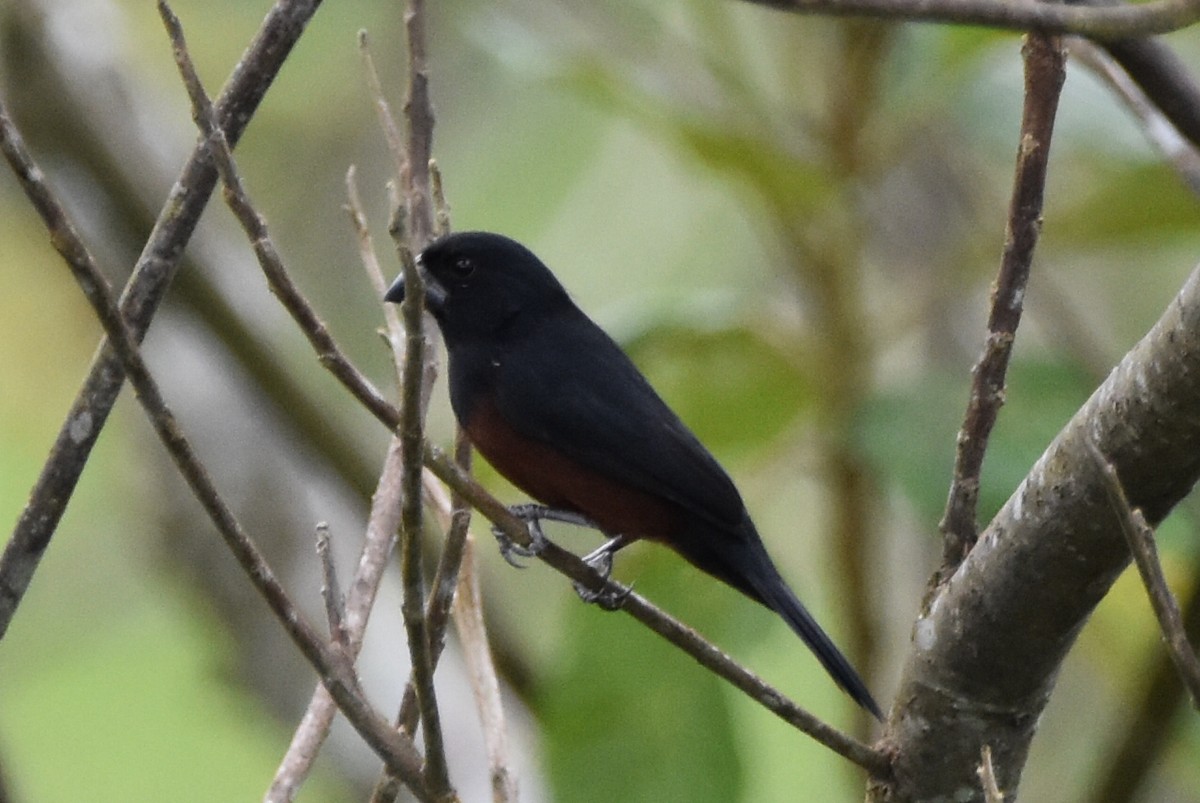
[385,231,882,720]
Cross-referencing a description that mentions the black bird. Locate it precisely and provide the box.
[386,231,882,719]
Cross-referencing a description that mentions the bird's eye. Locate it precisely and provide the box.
[449,257,475,279]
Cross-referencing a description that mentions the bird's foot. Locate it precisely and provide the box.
[492,504,597,567]
[491,510,548,568]
[572,535,632,610]
[573,577,633,611]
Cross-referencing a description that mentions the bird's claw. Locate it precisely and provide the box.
[572,540,629,609]
[493,507,629,613]
[573,578,633,611]
[491,514,548,568]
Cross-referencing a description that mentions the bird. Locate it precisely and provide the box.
[385,230,882,720]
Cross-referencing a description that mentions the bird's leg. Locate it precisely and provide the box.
[573,535,634,611]
[510,504,599,530]
[492,504,600,568]
[580,535,630,581]
[494,505,633,609]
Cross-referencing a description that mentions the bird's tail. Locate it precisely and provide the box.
[688,527,883,720]
[745,557,884,721]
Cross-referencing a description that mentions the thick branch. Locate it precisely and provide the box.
[880,258,1200,800]
[742,0,1200,38]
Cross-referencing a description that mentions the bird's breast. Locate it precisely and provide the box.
[463,396,682,541]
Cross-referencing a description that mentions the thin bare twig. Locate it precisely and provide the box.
[372,457,510,803]
[452,534,519,803]
[358,32,407,184]
[383,2,455,794]
[0,0,325,642]
[361,134,492,796]
[394,440,477,736]
[940,34,1066,571]
[430,430,477,714]
[316,523,347,645]
[267,438,406,802]
[402,0,436,248]
[391,212,453,796]
[978,746,1004,803]
[741,0,1200,39]
[1091,540,1200,801]
[0,90,431,798]
[1089,441,1200,708]
[430,160,451,238]
[367,463,478,803]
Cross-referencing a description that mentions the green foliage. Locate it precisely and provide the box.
[626,320,814,459]
[538,584,745,803]
[1050,160,1200,246]
[0,590,352,802]
[860,358,1096,528]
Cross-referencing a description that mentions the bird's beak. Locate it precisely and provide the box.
[384,256,447,312]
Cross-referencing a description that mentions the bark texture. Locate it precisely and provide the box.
[875,263,1200,801]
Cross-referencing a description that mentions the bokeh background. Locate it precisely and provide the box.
[2,0,1200,800]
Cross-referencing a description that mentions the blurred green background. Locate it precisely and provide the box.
[2,0,1200,800]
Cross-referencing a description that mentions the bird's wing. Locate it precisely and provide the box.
[494,312,746,530]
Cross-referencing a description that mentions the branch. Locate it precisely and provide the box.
[316,523,347,646]
[155,6,445,800]
[741,0,1200,38]
[940,34,1066,569]
[0,0,325,640]
[1071,38,1200,196]
[1091,536,1200,801]
[452,536,519,802]
[1101,36,1200,155]
[371,457,514,803]
[0,94,431,800]
[1090,442,1200,707]
[388,0,450,789]
[880,257,1200,798]
[392,205,452,796]
[402,0,435,247]
[421,449,892,777]
[265,438,404,802]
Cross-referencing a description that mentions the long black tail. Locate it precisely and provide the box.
[747,559,884,721]
[682,526,884,720]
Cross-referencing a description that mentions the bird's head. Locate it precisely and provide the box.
[385,231,571,343]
